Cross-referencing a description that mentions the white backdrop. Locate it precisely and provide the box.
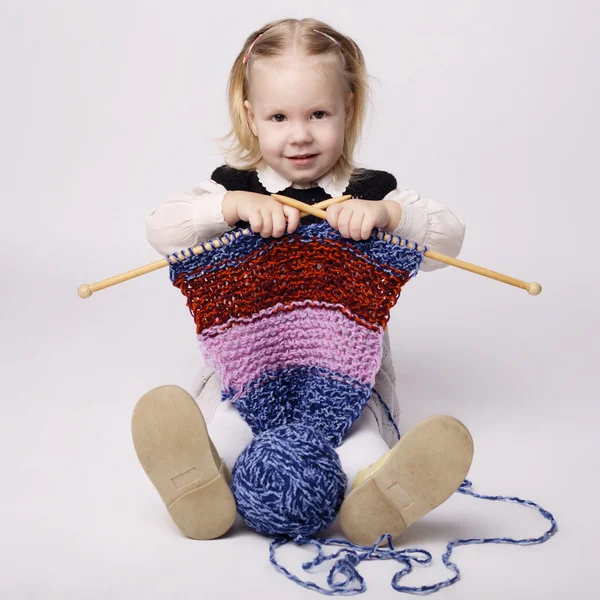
[1,1,597,598]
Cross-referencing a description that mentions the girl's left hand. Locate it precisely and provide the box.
[325,199,401,240]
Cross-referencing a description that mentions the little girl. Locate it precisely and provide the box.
[133,17,474,547]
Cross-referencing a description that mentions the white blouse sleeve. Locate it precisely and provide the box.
[145,180,232,256]
[384,188,466,272]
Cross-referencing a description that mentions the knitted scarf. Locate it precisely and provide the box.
[169,220,421,446]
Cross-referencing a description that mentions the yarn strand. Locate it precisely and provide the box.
[268,480,557,595]
[269,534,432,596]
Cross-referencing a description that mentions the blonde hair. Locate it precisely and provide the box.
[218,18,372,184]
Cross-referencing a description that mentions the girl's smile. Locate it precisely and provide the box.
[287,154,318,166]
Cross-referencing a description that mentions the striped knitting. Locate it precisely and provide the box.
[169,220,424,446]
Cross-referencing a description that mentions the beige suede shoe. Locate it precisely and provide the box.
[131,385,237,540]
[338,415,474,546]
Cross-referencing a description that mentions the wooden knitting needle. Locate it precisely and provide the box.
[77,194,352,299]
[299,194,351,216]
[271,193,542,296]
[273,193,327,219]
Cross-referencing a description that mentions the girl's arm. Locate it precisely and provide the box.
[145,180,234,256]
[146,181,466,272]
[382,188,466,272]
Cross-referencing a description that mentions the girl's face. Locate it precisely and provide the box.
[244,55,354,184]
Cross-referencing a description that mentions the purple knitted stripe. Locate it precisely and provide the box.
[199,306,383,393]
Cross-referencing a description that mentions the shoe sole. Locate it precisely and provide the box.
[338,415,474,546]
[131,385,237,540]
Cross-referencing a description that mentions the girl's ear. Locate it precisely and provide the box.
[244,100,259,136]
[344,92,355,127]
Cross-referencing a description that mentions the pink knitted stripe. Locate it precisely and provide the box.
[199,306,384,391]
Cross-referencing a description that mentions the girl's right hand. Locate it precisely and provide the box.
[223,191,301,238]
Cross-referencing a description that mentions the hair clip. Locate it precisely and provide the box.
[313,29,342,49]
[243,33,263,64]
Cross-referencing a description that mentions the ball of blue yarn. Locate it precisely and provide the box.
[231,423,347,538]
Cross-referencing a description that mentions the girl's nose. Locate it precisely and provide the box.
[289,122,313,144]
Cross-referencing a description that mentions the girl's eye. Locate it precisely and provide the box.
[269,112,327,122]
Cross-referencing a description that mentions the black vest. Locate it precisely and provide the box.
[211,165,397,228]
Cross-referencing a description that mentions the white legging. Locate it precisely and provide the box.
[206,399,390,495]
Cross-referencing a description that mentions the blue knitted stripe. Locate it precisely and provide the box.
[224,365,372,448]
[168,221,424,284]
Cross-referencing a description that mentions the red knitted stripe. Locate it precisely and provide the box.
[173,237,411,334]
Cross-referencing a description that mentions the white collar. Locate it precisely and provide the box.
[256,162,350,198]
